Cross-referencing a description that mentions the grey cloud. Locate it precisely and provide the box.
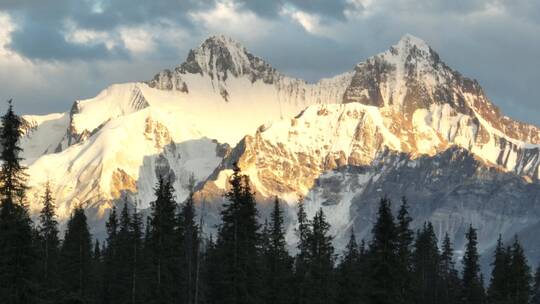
[0,0,539,128]
[236,0,350,19]
[3,0,213,61]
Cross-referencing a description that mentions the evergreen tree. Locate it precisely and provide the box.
[202,235,220,304]
[176,186,199,304]
[261,197,293,304]
[487,235,511,304]
[129,202,144,304]
[147,176,178,303]
[37,181,60,293]
[532,262,540,304]
[103,206,119,304]
[294,199,311,304]
[508,236,532,304]
[336,228,363,304]
[213,163,261,304]
[365,197,400,304]
[412,222,440,304]
[0,100,36,304]
[304,208,335,304]
[111,202,136,304]
[59,207,93,302]
[396,197,414,304]
[439,233,461,304]
[90,240,104,304]
[461,225,484,304]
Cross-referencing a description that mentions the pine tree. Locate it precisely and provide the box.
[532,262,540,304]
[176,186,199,304]
[147,176,178,303]
[59,206,93,302]
[0,100,36,304]
[294,199,311,304]
[304,208,335,304]
[37,181,60,293]
[336,228,363,304]
[202,235,220,304]
[103,205,119,304]
[508,236,532,304]
[129,201,144,304]
[213,163,261,304]
[461,225,484,304]
[396,197,414,304]
[487,235,511,304]
[365,197,400,304]
[439,233,461,304]
[261,197,293,304]
[110,202,136,304]
[90,240,104,303]
[412,222,440,304]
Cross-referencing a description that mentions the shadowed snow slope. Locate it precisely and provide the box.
[19,35,540,264]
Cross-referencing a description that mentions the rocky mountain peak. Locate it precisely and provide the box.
[148,35,280,91]
[180,34,277,82]
[389,33,434,60]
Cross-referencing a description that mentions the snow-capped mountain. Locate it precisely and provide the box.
[19,34,540,261]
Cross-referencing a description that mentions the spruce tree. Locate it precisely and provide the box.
[439,233,461,304]
[532,262,540,304]
[461,225,484,304]
[130,202,144,304]
[487,235,511,304]
[111,202,136,303]
[0,100,36,304]
[37,181,60,293]
[336,228,363,304]
[508,236,532,304]
[103,205,119,304]
[90,240,104,303]
[262,197,293,304]
[294,199,311,304]
[365,197,400,304]
[176,187,199,304]
[59,206,93,302]
[412,222,440,304]
[202,235,220,304]
[147,177,178,303]
[213,163,260,304]
[304,208,335,304]
[396,197,414,304]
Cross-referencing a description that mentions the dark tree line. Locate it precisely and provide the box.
[1,103,540,304]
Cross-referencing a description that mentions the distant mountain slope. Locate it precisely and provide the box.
[17,34,540,264]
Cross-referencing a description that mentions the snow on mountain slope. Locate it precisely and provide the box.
[25,106,226,220]
[20,113,70,162]
[21,35,352,225]
[194,35,540,259]
[291,147,540,268]
[18,33,540,252]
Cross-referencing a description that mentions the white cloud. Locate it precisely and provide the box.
[0,12,20,58]
[63,19,117,50]
[279,5,337,38]
[190,0,274,42]
[118,27,155,55]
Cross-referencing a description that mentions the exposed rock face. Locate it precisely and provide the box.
[296,147,540,268]
[147,35,353,104]
[17,33,540,262]
[148,35,279,88]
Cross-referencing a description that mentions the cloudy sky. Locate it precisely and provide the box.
[0,0,539,125]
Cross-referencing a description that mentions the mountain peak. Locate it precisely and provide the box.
[394,33,431,53]
[384,33,435,63]
[173,34,279,84]
[199,34,246,52]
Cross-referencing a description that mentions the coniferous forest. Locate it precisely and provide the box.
[1,104,540,304]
